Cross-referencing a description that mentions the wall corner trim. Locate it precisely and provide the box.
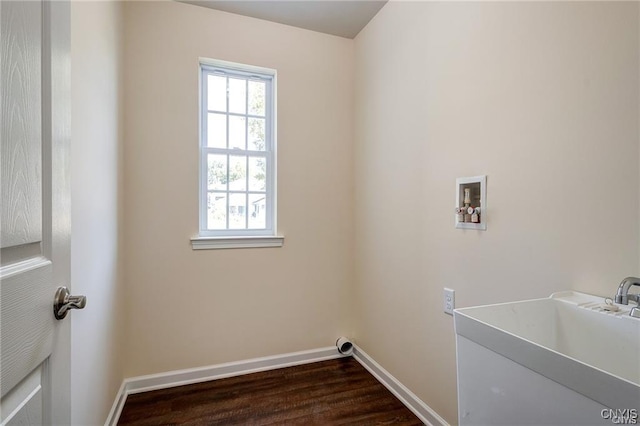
[104,347,345,426]
[353,345,450,426]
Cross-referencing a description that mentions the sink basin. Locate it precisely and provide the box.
[454,291,640,424]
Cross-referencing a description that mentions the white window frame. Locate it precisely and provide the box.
[192,59,282,249]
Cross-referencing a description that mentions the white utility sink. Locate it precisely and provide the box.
[454,292,640,425]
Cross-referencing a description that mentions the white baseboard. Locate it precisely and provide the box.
[105,381,127,426]
[105,345,449,426]
[353,345,449,426]
[104,346,345,426]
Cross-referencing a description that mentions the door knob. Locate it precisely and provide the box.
[53,287,86,320]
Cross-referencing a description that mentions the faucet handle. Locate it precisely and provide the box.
[615,277,640,304]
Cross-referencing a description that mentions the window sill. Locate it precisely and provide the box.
[190,235,284,250]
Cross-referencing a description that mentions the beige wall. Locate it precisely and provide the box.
[71,1,125,424]
[122,1,355,376]
[353,2,639,424]
[77,1,639,423]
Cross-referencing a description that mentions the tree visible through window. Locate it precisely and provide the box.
[200,61,275,237]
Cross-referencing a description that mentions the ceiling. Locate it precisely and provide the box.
[180,0,388,39]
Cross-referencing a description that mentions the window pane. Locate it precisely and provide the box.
[207,75,226,112]
[248,118,265,151]
[207,154,227,190]
[248,157,266,191]
[228,155,246,191]
[229,116,246,150]
[200,65,274,237]
[228,78,246,114]
[207,192,227,230]
[248,194,266,229]
[207,113,226,148]
[248,80,265,116]
[228,193,246,229]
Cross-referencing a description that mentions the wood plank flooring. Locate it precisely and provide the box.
[118,357,423,425]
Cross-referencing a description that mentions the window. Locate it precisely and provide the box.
[194,60,281,249]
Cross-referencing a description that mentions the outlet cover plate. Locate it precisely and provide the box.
[444,288,455,315]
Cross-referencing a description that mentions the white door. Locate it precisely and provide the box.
[1,0,73,424]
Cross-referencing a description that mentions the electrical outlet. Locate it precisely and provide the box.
[444,288,455,315]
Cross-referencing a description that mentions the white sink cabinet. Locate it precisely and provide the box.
[454,292,640,426]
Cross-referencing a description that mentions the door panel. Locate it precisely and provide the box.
[0,0,43,249]
[1,366,44,425]
[1,260,53,396]
[1,0,71,424]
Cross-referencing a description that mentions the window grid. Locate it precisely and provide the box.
[199,62,275,237]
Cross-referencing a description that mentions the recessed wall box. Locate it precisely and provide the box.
[455,175,486,230]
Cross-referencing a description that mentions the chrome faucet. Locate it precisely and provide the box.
[615,277,640,318]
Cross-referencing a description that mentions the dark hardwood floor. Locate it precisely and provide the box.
[118,357,423,425]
